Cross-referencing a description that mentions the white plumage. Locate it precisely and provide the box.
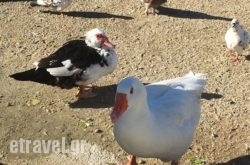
[111,72,206,165]
[225,18,250,61]
[75,48,118,86]
[30,0,72,11]
[140,0,167,15]
[45,48,118,84]
[46,59,81,77]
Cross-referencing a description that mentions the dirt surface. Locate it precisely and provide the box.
[0,0,250,165]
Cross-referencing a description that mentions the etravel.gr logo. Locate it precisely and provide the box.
[10,137,85,155]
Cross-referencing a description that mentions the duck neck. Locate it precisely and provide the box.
[129,94,150,118]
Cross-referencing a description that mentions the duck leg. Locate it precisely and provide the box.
[152,8,156,15]
[225,50,240,62]
[231,56,240,62]
[231,53,241,62]
[225,49,233,55]
[76,85,97,98]
[126,155,137,165]
[144,3,150,15]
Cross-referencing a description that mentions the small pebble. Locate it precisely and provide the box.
[43,131,48,136]
[230,101,235,105]
[212,133,218,138]
[6,102,13,106]
[94,129,102,133]
[87,118,94,121]
[138,160,146,164]
[45,109,52,113]
[215,88,219,93]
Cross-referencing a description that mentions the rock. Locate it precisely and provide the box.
[43,131,48,136]
[26,98,40,107]
[230,101,236,105]
[87,118,94,122]
[94,129,103,133]
[45,109,52,113]
[138,160,146,164]
[6,102,13,106]
[212,133,218,138]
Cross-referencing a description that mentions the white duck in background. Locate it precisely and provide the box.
[30,0,72,12]
[225,18,250,62]
[111,72,207,165]
[140,0,167,15]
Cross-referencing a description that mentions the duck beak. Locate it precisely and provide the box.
[103,39,115,48]
[111,93,128,123]
[101,36,115,48]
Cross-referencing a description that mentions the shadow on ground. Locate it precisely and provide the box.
[158,6,232,21]
[40,10,133,20]
[69,83,222,109]
[215,155,250,165]
[201,92,223,100]
[245,55,250,61]
[69,84,117,109]
[69,83,151,109]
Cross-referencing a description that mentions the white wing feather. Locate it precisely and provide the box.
[46,59,81,77]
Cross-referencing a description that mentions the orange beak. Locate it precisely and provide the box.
[111,93,128,123]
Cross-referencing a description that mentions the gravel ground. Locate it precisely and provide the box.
[0,0,249,165]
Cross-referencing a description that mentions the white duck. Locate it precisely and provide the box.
[225,18,250,62]
[30,0,72,12]
[140,0,167,15]
[111,72,207,165]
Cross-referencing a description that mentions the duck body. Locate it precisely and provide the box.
[141,0,167,15]
[30,0,72,11]
[10,28,117,98]
[10,39,117,89]
[112,72,206,163]
[225,25,249,55]
[142,0,167,8]
[225,18,250,61]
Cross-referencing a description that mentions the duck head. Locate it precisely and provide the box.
[84,28,115,49]
[111,76,147,123]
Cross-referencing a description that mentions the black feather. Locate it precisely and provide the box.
[9,68,56,85]
[9,39,108,89]
[9,68,77,89]
[37,40,106,70]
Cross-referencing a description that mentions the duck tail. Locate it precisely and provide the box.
[30,0,51,7]
[185,71,207,95]
[9,68,56,85]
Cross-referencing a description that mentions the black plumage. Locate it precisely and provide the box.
[37,40,108,70]
[9,39,109,89]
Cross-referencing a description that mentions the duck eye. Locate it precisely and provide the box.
[96,34,103,39]
[130,87,134,94]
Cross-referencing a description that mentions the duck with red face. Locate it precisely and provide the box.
[10,28,118,98]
